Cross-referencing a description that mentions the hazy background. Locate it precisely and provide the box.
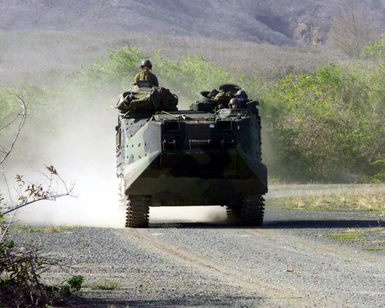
[2,0,385,86]
[1,0,385,45]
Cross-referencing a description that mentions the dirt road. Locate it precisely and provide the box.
[12,186,385,307]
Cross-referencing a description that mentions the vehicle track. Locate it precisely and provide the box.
[118,228,337,307]
[113,202,385,308]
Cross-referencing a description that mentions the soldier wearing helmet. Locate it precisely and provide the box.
[234,89,248,108]
[132,59,159,88]
[229,98,238,109]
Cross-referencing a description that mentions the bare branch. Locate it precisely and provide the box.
[1,192,75,216]
[0,94,27,166]
[1,167,75,217]
[0,211,16,244]
[1,171,15,207]
[328,3,377,57]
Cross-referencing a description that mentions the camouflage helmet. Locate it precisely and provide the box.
[140,59,152,69]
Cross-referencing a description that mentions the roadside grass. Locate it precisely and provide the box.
[270,186,385,212]
[13,224,75,233]
[364,247,385,251]
[325,228,385,252]
[89,279,121,290]
[326,230,364,241]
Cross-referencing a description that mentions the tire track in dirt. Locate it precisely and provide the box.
[117,228,333,307]
[247,228,385,265]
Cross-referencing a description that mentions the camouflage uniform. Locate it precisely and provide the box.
[132,71,159,87]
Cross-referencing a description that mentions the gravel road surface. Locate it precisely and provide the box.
[11,186,385,307]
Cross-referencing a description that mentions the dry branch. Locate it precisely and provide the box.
[1,168,75,217]
[0,93,82,307]
[328,4,377,57]
[0,94,27,165]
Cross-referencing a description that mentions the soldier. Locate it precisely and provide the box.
[132,59,159,87]
[229,98,238,109]
[234,89,248,108]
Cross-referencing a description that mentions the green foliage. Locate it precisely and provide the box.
[365,247,385,251]
[154,53,229,99]
[271,186,385,211]
[77,46,143,92]
[327,230,364,241]
[66,275,84,292]
[59,275,84,296]
[264,63,385,181]
[75,47,229,101]
[362,33,385,58]
[13,224,75,233]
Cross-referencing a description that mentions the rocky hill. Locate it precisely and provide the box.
[1,0,384,45]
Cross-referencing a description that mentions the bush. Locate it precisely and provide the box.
[264,62,385,182]
[154,53,230,99]
[0,167,79,307]
[0,219,84,307]
[77,46,143,92]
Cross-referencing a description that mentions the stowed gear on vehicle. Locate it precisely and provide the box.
[116,84,268,227]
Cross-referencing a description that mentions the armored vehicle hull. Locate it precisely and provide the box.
[116,106,268,227]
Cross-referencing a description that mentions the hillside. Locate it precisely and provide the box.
[1,0,384,45]
[0,31,339,87]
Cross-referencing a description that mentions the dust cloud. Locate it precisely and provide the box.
[12,98,123,227]
[10,93,226,228]
[150,206,225,224]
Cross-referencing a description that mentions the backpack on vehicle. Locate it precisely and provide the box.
[117,91,153,114]
[117,87,178,115]
[129,91,154,113]
[155,87,178,111]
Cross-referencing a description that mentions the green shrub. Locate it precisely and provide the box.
[75,47,230,101]
[264,63,385,182]
[77,46,142,92]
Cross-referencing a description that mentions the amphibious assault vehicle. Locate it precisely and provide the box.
[116,84,267,227]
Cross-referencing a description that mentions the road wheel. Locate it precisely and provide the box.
[125,195,150,228]
[241,195,265,226]
[226,205,242,225]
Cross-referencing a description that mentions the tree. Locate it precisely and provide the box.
[328,4,377,57]
[0,94,26,165]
